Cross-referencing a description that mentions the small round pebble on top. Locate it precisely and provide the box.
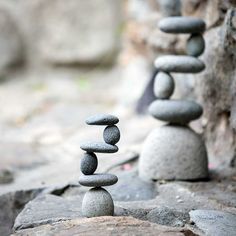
[103,125,120,145]
[80,152,98,175]
[86,114,119,126]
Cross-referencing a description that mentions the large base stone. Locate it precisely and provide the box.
[139,125,208,181]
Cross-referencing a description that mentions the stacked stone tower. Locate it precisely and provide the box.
[139,17,209,181]
[79,114,120,217]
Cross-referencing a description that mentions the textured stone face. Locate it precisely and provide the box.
[86,114,119,126]
[103,125,120,145]
[82,187,114,217]
[80,141,118,153]
[139,126,208,181]
[148,100,203,124]
[80,152,98,175]
[154,55,205,73]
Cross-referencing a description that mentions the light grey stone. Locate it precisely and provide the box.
[154,55,205,73]
[80,141,118,153]
[139,125,208,181]
[82,187,114,217]
[189,210,236,236]
[159,17,206,34]
[103,125,120,145]
[186,34,205,57]
[79,173,118,187]
[80,152,98,175]
[148,100,203,124]
[153,72,175,99]
[86,114,119,126]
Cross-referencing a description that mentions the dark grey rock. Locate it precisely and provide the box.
[189,210,236,236]
[159,17,205,34]
[80,141,118,153]
[154,55,205,73]
[148,100,203,124]
[186,34,205,57]
[86,114,119,126]
[103,125,120,145]
[139,126,208,181]
[0,169,14,184]
[154,72,175,99]
[80,152,98,175]
[79,173,118,187]
[147,206,189,227]
[82,187,114,217]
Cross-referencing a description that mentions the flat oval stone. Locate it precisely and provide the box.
[103,125,120,145]
[159,17,205,34]
[80,141,118,153]
[149,100,203,124]
[79,173,118,187]
[154,55,205,73]
[186,34,205,57]
[80,152,98,175]
[86,114,119,126]
[154,72,175,99]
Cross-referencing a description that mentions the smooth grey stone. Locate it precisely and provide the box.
[80,141,118,153]
[103,125,120,145]
[186,34,205,57]
[189,210,236,236]
[80,152,98,175]
[154,72,174,99]
[154,55,205,73]
[86,114,119,125]
[159,17,205,34]
[79,173,118,187]
[139,126,208,181]
[149,100,203,124]
[82,187,114,217]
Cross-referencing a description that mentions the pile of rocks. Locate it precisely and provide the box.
[139,17,209,181]
[79,114,120,217]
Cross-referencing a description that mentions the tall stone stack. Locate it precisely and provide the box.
[139,17,209,181]
[79,114,120,218]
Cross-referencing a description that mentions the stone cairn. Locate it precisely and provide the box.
[139,16,209,181]
[79,114,120,218]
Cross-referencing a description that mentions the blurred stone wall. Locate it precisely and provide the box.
[122,0,236,166]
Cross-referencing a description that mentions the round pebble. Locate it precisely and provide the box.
[79,173,118,187]
[186,34,205,57]
[80,141,118,153]
[82,187,114,217]
[148,100,203,124]
[103,125,120,145]
[154,55,205,73]
[80,152,98,175]
[86,114,119,126]
[154,72,175,99]
[159,17,205,34]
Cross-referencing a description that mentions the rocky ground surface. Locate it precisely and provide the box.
[0,66,235,236]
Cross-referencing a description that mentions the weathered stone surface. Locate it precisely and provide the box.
[79,173,118,187]
[190,210,236,236]
[28,0,121,64]
[80,141,118,153]
[159,17,206,34]
[14,194,83,231]
[149,100,203,124]
[186,34,205,57]
[82,187,114,217]
[12,216,193,236]
[153,72,175,99]
[103,125,120,145]
[139,125,208,181]
[158,0,181,17]
[86,114,119,126]
[80,152,98,175]
[154,55,205,73]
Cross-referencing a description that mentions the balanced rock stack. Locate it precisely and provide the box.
[139,17,209,181]
[79,114,120,218]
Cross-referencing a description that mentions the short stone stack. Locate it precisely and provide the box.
[139,17,209,181]
[79,114,120,218]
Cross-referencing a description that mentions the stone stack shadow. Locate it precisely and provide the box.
[139,17,209,181]
[79,114,120,217]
